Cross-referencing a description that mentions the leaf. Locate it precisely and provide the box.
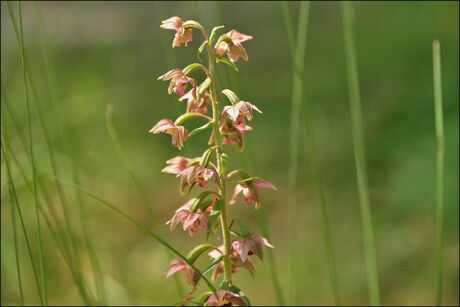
[197,40,208,63]
[182,63,208,76]
[186,157,202,168]
[190,191,218,213]
[209,25,224,45]
[219,153,228,175]
[220,89,239,105]
[235,217,251,238]
[182,20,205,31]
[188,122,212,138]
[215,55,239,72]
[200,148,213,168]
[198,77,212,98]
[186,244,216,264]
[207,198,223,234]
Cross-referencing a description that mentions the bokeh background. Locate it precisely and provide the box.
[1,1,459,306]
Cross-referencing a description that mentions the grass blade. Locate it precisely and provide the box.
[7,3,87,299]
[341,2,380,305]
[14,2,47,304]
[58,177,217,294]
[105,103,185,297]
[281,2,341,304]
[287,2,310,305]
[1,140,43,305]
[432,39,445,306]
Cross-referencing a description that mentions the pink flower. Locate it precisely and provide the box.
[209,117,252,151]
[179,164,218,194]
[214,29,253,63]
[208,245,255,282]
[231,234,274,263]
[158,68,196,96]
[150,119,189,150]
[179,89,212,113]
[229,178,277,209]
[161,156,191,175]
[205,290,248,306]
[160,16,193,48]
[165,258,200,286]
[223,101,262,122]
[166,198,211,235]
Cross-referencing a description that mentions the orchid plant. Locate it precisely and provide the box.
[151,16,277,306]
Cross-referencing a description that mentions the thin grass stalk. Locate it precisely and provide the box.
[7,2,85,292]
[4,140,95,305]
[1,87,77,268]
[31,3,108,303]
[1,141,43,305]
[287,2,310,305]
[432,39,445,306]
[58,177,218,294]
[73,172,108,305]
[15,2,47,304]
[212,3,285,304]
[281,2,341,304]
[341,2,380,305]
[7,169,25,305]
[1,115,96,305]
[105,104,186,298]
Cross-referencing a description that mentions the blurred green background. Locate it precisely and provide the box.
[1,1,458,305]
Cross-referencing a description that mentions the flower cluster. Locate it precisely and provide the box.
[153,16,276,306]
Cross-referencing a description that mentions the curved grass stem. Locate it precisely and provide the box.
[432,39,445,306]
[341,2,380,305]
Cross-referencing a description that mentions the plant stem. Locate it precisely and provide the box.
[16,2,47,305]
[282,2,340,304]
[207,42,232,282]
[342,2,380,305]
[287,2,310,305]
[432,39,445,306]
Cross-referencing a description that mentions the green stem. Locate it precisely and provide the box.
[281,2,340,304]
[1,141,43,305]
[432,39,445,306]
[287,2,310,305]
[16,2,47,305]
[207,43,232,282]
[342,2,380,305]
